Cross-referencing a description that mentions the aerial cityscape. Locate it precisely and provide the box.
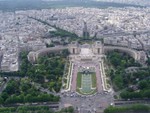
[0,0,150,113]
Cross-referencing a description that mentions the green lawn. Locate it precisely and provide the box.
[77,73,82,88]
[91,72,96,88]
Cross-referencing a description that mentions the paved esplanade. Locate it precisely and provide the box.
[69,45,105,94]
[71,62,103,93]
[71,62,103,92]
[71,62,78,92]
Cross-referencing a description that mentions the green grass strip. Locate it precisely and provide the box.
[77,73,82,88]
[91,72,96,88]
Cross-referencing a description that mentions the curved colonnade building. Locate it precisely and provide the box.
[27,41,147,64]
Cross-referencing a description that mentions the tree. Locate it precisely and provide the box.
[4,80,19,95]
[1,92,9,101]
[113,74,124,90]
[21,83,31,93]
[62,49,70,58]
[0,97,4,104]
[139,80,149,90]
[146,57,150,66]
[67,106,74,113]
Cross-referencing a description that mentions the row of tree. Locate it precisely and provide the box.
[120,90,150,100]
[0,106,74,113]
[104,104,150,113]
[49,28,78,39]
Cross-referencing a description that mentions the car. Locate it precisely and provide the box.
[32,103,38,105]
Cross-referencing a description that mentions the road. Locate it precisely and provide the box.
[95,63,103,93]
[60,91,114,113]
[3,102,59,108]
[0,78,10,94]
[99,30,150,38]
[114,99,150,106]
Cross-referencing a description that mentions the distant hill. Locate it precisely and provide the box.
[0,0,43,11]
[0,0,143,11]
[93,0,150,6]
